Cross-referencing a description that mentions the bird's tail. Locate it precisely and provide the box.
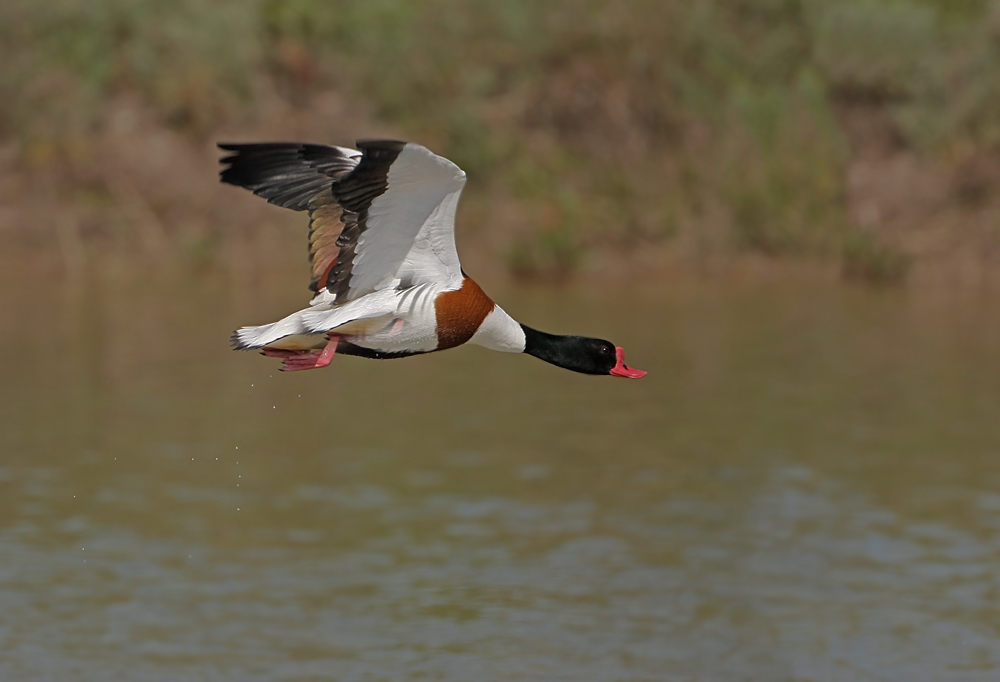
[230,310,313,350]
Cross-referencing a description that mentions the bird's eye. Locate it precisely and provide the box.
[600,345,612,354]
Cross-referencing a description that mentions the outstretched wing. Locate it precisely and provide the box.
[219,142,361,293]
[218,142,360,210]
[218,140,467,301]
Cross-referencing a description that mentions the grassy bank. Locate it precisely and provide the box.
[2,0,999,287]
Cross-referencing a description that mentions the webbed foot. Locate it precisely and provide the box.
[260,335,340,372]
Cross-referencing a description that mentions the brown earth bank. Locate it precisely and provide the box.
[1,91,999,296]
[5,1,1000,296]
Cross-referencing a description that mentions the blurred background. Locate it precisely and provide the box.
[2,0,1000,285]
[2,1,1000,680]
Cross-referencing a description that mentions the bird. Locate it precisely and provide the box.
[218,139,646,378]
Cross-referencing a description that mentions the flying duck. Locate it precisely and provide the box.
[218,140,645,378]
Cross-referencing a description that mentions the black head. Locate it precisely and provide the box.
[521,326,646,378]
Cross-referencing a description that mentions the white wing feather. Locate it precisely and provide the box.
[347,144,466,297]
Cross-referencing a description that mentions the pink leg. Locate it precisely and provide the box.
[260,335,340,372]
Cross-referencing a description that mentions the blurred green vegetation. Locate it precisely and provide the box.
[3,0,1000,283]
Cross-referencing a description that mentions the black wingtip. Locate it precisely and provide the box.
[215,142,360,210]
[217,143,252,187]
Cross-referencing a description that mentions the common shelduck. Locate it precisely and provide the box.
[218,140,646,378]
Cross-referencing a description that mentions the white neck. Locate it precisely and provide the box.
[468,305,526,353]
